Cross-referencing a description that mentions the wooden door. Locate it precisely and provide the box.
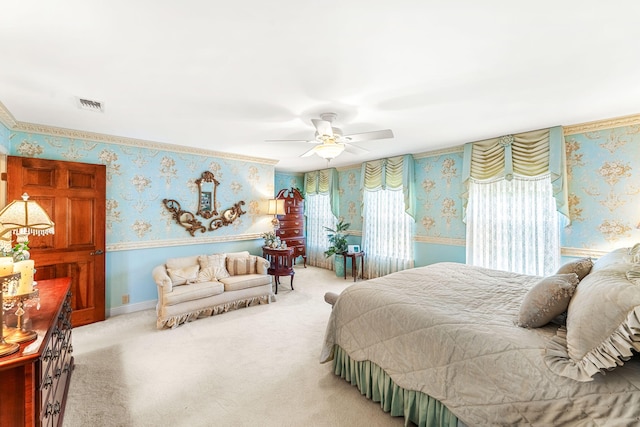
[6,156,106,327]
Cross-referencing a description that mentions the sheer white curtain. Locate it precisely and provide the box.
[362,188,414,279]
[305,193,336,270]
[466,174,560,276]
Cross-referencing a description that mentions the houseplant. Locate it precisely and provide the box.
[324,220,350,277]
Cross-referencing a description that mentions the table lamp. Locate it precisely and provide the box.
[267,199,285,230]
[0,193,55,345]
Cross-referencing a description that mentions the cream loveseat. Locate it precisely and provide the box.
[152,251,273,329]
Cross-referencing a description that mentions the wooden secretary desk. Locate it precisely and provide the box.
[275,188,307,267]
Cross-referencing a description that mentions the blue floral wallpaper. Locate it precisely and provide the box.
[414,152,466,241]
[274,172,303,196]
[337,166,363,231]
[563,126,640,251]
[10,132,276,246]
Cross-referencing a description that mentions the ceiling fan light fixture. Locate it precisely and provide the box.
[314,142,345,160]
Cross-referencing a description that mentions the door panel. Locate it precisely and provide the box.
[7,156,106,327]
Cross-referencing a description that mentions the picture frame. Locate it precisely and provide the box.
[347,244,360,253]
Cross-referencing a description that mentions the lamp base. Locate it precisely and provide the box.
[271,217,280,229]
[4,326,37,343]
[0,340,19,357]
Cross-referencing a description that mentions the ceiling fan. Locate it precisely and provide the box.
[266,112,394,160]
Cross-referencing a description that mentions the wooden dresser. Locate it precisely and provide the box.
[275,188,307,267]
[0,277,74,427]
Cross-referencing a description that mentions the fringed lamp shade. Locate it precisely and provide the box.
[0,193,55,244]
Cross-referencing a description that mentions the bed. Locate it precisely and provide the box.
[320,247,640,426]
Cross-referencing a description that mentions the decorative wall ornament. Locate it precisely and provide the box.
[499,135,514,147]
[162,171,246,236]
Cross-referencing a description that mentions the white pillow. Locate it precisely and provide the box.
[198,254,230,279]
[167,264,200,286]
[591,247,632,273]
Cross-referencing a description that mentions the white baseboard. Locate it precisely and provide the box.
[107,299,157,318]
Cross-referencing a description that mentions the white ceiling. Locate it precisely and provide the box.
[2,1,640,172]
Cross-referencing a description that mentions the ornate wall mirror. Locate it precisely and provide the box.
[196,171,219,219]
[163,170,245,236]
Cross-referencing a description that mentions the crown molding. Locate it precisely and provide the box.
[106,232,263,252]
[563,113,640,136]
[0,100,17,129]
[412,145,464,159]
[0,102,278,166]
[13,121,279,165]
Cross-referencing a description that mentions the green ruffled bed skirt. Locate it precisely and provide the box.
[332,345,459,427]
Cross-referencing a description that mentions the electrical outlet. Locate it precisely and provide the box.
[122,294,130,304]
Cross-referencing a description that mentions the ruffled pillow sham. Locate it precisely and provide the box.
[545,247,640,382]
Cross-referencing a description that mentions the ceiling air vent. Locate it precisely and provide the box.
[76,97,104,112]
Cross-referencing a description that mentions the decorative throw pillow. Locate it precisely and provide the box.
[226,256,257,276]
[196,267,217,283]
[198,254,230,279]
[517,273,579,328]
[556,257,593,280]
[167,264,200,286]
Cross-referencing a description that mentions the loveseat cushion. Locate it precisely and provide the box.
[219,274,271,292]
[164,280,225,306]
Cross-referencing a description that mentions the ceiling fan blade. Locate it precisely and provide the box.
[311,119,333,136]
[344,129,394,143]
[344,144,369,155]
[300,146,318,157]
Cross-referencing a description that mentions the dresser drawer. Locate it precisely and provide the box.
[279,219,304,229]
[281,237,305,246]
[281,213,303,221]
[286,206,303,215]
[276,228,303,238]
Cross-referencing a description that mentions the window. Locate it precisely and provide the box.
[305,193,336,270]
[362,187,414,278]
[465,174,560,276]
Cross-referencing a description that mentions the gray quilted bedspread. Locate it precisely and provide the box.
[320,262,640,426]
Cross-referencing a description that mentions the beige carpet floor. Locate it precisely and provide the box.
[63,266,407,427]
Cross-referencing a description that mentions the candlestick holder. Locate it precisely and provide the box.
[0,274,20,356]
[2,273,40,344]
